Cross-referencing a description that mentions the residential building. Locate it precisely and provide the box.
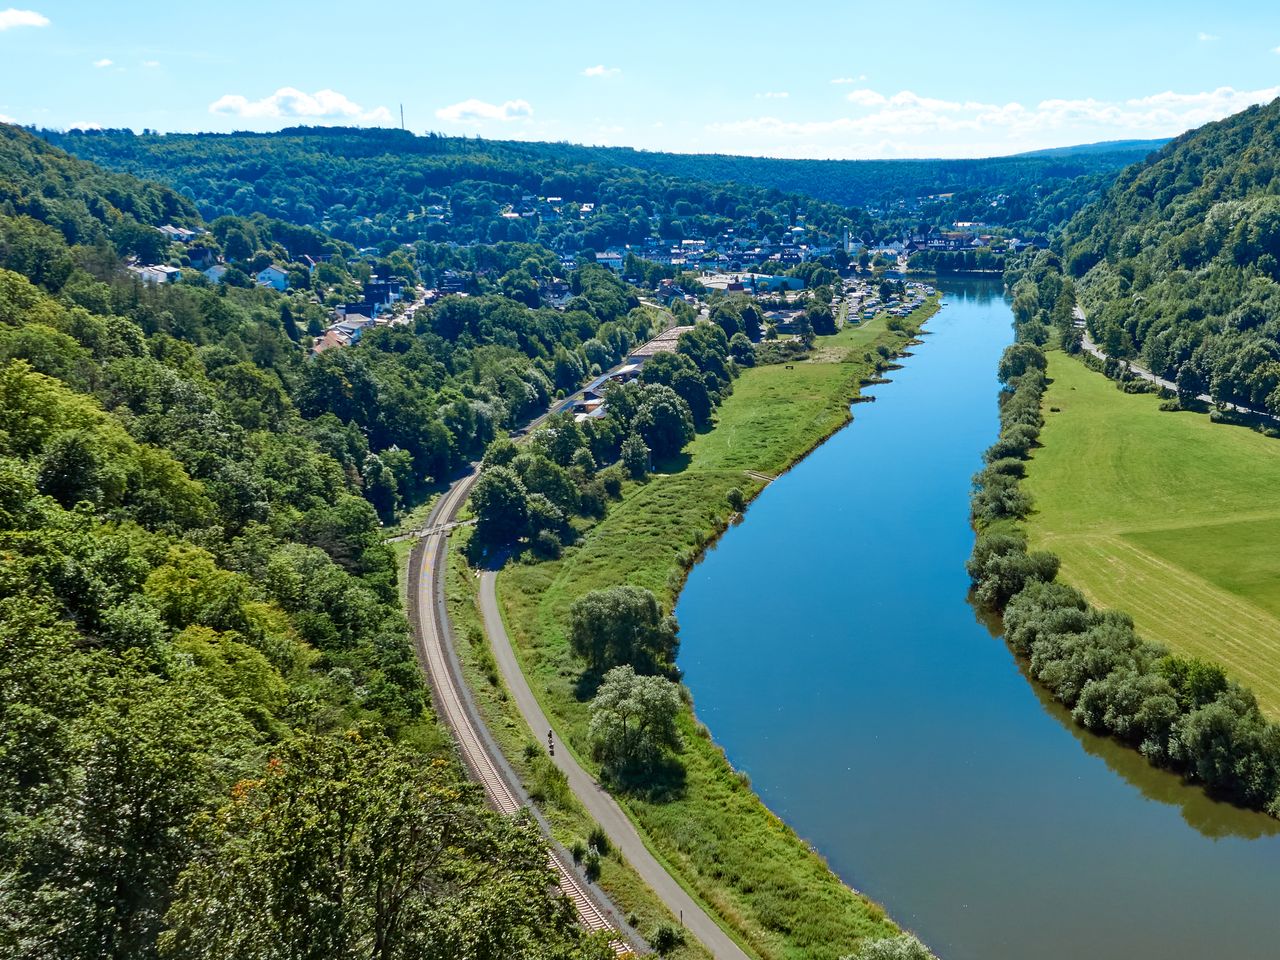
[256,265,290,291]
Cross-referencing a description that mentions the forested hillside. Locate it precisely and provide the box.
[39,126,1152,251]
[1058,97,1280,415]
[0,121,616,959]
[505,138,1160,234]
[41,126,872,250]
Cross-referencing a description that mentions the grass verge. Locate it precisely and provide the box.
[492,300,939,960]
[444,525,711,960]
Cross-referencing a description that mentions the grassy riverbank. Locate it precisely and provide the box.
[1022,352,1280,717]
[488,302,939,960]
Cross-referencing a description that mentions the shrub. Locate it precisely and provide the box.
[532,529,562,559]
[726,486,745,511]
[598,463,625,498]
[651,924,686,955]
[842,933,936,960]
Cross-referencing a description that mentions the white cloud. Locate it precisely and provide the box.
[1274,45,1280,54]
[209,86,392,124]
[435,98,533,123]
[0,8,48,30]
[707,85,1280,159]
[830,75,867,85]
[142,59,160,68]
[92,58,112,68]
[582,64,621,78]
[0,112,16,124]
[846,88,886,107]
[756,91,788,100]
[1198,31,1219,41]
[69,121,102,130]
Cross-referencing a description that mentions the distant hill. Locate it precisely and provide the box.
[39,125,870,249]
[0,121,196,239]
[40,126,1144,244]
[1013,138,1169,159]
[1057,97,1280,414]
[502,138,1148,205]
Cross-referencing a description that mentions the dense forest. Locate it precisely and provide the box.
[1056,97,1280,415]
[500,137,1162,235]
[37,127,1155,252]
[0,121,622,959]
[39,126,872,251]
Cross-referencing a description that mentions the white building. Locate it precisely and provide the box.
[256,265,290,291]
[131,264,181,285]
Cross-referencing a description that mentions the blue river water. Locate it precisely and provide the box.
[676,281,1280,960]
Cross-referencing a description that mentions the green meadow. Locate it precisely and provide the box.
[1023,353,1280,716]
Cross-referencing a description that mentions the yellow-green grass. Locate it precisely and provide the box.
[1023,352,1280,716]
[492,300,938,960]
[442,527,711,960]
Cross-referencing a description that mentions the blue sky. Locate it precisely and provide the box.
[3,1,1280,158]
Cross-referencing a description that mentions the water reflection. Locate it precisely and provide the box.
[678,280,1280,960]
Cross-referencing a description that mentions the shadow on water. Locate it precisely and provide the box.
[969,595,1280,840]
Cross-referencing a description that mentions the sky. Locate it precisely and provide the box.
[3,1,1280,159]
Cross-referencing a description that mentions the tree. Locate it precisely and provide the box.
[470,466,528,545]
[806,300,837,336]
[361,453,399,521]
[641,353,712,429]
[588,665,682,779]
[161,733,601,960]
[569,585,679,674]
[996,342,1046,384]
[729,332,755,367]
[632,385,694,462]
[620,433,649,480]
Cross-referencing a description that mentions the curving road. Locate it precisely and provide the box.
[404,378,754,958]
[407,464,636,956]
[1074,305,1278,422]
[478,570,752,960]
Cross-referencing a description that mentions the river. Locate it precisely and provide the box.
[676,280,1280,960]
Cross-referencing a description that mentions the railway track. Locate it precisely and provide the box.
[407,462,635,956]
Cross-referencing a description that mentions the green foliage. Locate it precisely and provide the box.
[620,433,650,480]
[43,126,857,252]
[1054,100,1280,416]
[161,732,600,960]
[842,934,936,960]
[588,665,683,781]
[975,248,1280,817]
[471,466,530,545]
[569,585,679,675]
[0,122,611,958]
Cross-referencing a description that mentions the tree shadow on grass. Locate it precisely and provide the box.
[652,451,692,474]
[574,667,604,704]
[604,754,689,804]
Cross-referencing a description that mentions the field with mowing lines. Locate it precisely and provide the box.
[1023,352,1280,716]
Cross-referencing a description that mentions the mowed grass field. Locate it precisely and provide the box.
[491,304,937,960]
[1023,353,1280,716]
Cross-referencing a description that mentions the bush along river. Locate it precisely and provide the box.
[676,279,1280,960]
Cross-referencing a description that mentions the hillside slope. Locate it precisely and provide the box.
[40,126,1151,247]
[0,122,618,960]
[1059,97,1280,415]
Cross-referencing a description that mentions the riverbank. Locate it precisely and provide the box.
[1022,351,1280,717]
[968,256,1280,819]
[482,300,939,960]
